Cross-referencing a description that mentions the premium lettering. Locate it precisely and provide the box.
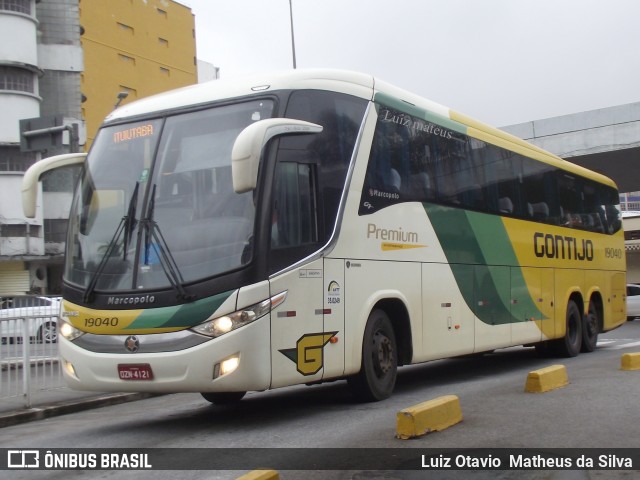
[533,232,594,261]
[367,223,418,243]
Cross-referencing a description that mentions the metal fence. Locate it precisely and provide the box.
[0,296,64,408]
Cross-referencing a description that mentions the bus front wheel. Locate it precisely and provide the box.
[552,299,582,357]
[200,391,246,405]
[348,309,397,402]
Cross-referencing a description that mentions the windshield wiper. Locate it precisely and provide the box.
[123,182,139,261]
[83,182,139,303]
[141,184,194,302]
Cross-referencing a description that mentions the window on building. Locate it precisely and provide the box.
[0,66,34,93]
[0,147,36,172]
[44,219,69,243]
[0,224,40,238]
[117,22,134,35]
[118,54,136,65]
[0,0,30,15]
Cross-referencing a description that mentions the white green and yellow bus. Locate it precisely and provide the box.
[23,69,626,403]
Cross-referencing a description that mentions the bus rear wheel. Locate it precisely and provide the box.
[581,299,599,353]
[348,309,397,402]
[552,299,582,357]
[200,391,246,405]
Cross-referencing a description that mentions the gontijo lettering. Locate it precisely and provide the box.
[533,232,594,261]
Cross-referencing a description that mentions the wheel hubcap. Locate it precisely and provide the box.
[373,330,394,376]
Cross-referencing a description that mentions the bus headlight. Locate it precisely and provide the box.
[192,291,286,338]
[59,318,85,341]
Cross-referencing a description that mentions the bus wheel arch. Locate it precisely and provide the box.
[582,293,603,353]
[375,298,412,366]
[348,299,411,402]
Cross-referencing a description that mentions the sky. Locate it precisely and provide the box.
[179,0,640,127]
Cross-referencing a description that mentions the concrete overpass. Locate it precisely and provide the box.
[501,101,640,194]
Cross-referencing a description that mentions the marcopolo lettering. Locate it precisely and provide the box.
[533,232,594,261]
[107,295,156,306]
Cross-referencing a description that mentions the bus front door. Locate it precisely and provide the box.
[269,259,328,389]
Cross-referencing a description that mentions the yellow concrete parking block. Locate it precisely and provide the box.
[621,352,640,370]
[524,364,568,393]
[396,394,462,440]
[236,470,279,480]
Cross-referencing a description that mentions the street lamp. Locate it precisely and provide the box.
[289,0,297,69]
[113,91,129,110]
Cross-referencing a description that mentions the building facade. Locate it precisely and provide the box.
[0,0,197,295]
[0,0,83,294]
[80,0,197,147]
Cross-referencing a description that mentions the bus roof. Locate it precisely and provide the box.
[105,69,376,123]
[104,68,617,190]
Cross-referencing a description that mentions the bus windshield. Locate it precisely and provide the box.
[65,99,274,293]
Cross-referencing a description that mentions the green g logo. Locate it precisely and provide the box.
[279,332,337,375]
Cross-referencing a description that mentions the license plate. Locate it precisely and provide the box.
[118,364,154,381]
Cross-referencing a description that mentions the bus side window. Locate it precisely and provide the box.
[271,162,318,249]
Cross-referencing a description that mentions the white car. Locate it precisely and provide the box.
[0,296,61,344]
[626,284,640,321]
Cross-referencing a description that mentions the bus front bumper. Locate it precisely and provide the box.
[58,318,271,393]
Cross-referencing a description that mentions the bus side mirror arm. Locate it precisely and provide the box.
[231,118,323,193]
[22,153,87,218]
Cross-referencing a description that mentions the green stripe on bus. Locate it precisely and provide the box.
[424,203,543,325]
[125,290,234,330]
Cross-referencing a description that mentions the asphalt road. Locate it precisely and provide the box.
[1,321,639,480]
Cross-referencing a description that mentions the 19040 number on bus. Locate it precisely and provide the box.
[85,317,119,327]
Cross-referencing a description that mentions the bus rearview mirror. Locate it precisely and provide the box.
[22,153,87,218]
[231,118,323,193]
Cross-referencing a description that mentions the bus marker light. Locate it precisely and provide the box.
[220,356,239,376]
[63,360,77,379]
[329,336,338,344]
[214,355,240,379]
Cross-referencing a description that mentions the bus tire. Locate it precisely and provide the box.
[200,391,246,405]
[347,309,397,402]
[552,300,582,357]
[581,299,599,353]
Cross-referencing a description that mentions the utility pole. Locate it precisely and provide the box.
[289,0,297,69]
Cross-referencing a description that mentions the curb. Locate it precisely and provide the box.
[621,352,640,370]
[0,393,159,428]
[236,470,280,480]
[524,364,568,393]
[396,394,462,439]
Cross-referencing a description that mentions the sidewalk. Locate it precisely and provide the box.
[0,387,156,428]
